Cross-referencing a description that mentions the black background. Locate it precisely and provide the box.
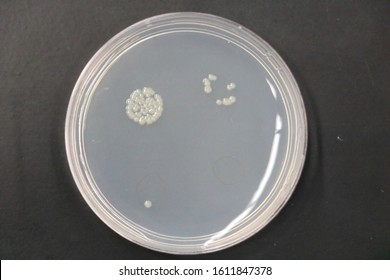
[1,0,389,259]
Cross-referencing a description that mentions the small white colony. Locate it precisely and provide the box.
[227,82,236,91]
[144,200,152,208]
[125,87,163,125]
[204,86,212,94]
[208,74,217,81]
[202,78,211,86]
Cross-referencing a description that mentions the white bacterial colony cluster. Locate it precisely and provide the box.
[203,74,237,106]
[216,96,236,106]
[126,87,163,125]
[202,74,218,94]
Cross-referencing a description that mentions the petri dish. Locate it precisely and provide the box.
[65,13,307,254]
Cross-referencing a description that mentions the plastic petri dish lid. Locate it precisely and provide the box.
[65,12,307,254]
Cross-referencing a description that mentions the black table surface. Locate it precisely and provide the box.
[1,0,389,259]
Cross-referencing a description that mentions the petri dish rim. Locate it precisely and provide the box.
[65,12,307,254]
